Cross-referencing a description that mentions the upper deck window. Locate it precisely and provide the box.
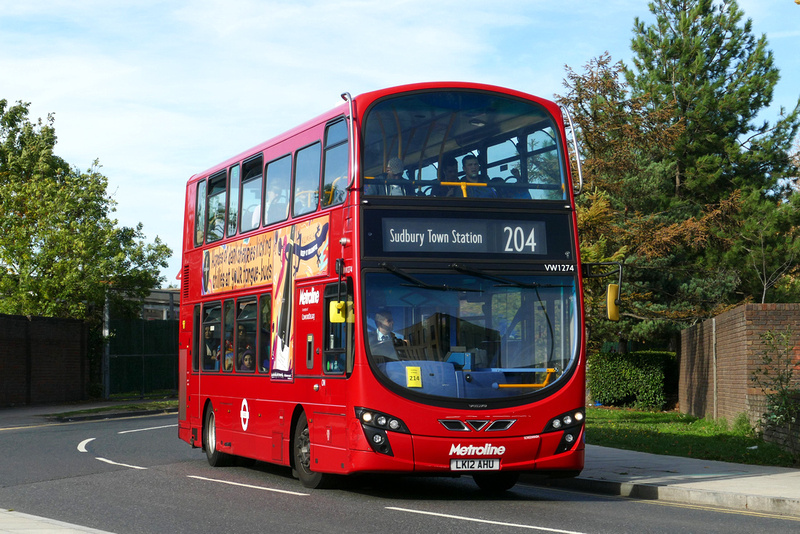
[321,119,349,208]
[293,143,321,217]
[362,91,566,200]
[240,156,263,233]
[264,155,291,226]
[194,180,207,247]
[206,171,227,243]
[226,165,240,238]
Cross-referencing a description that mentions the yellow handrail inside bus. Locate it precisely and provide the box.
[439,181,488,197]
[323,175,346,206]
[494,368,556,389]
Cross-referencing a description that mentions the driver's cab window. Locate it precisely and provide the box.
[324,281,353,374]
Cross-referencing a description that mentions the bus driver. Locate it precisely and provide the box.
[368,308,406,361]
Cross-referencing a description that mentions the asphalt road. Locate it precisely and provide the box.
[1,413,798,534]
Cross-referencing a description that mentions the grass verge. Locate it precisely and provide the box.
[52,400,178,419]
[586,407,796,468]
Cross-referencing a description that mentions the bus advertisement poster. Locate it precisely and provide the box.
[201,215,330,296]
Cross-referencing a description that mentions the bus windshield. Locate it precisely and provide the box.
[364,271,578,401]
[362,90,566,200]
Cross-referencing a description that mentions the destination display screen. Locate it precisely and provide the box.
[362,209,574,261]
[383,218,547,255]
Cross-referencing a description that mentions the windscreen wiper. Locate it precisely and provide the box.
[450,263,570,289]
[379,262,481,293]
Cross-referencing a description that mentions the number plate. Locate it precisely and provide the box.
[450,458,500,471]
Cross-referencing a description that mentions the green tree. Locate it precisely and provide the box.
[561,1,800,348]
[560,54,688,348]
[628,0,798,203]
[730,190,800,303]
[626,0,800,305]
[0,99,171,320]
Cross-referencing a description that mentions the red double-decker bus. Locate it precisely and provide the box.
[178,82,619,491]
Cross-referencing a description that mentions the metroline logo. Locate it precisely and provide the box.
[449,443,506,456]
[298,288,320,305]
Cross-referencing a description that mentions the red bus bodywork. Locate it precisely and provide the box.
[178,82,586,490]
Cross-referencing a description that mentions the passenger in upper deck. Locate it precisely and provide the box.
[432,157,460,197]
[385,157,410,196]
[495,168,532,199]
[458,154,496,198]
[264,183,287,225]
[365,157,413,196]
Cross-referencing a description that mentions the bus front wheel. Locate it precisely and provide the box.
[204,406,230,467]
[292,411,334,489]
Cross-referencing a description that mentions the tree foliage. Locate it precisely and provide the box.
[0,99,171,321]
[560,0,800,348]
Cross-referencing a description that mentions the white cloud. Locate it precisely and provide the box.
[2,0,797,285]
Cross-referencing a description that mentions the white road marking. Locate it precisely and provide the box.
[187,475,309,496]
[96,457,148,470]
[118,424,177,434]
[386,507,587,533]
[77,438,95,453]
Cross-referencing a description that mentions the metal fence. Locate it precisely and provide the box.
[108,319,178,397]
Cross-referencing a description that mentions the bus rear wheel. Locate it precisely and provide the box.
[292,411,334,489]
[204,406,230,467]
[472,471,520,493]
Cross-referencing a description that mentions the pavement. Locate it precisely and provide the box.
[1,402,799,533]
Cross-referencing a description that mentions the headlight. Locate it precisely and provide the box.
[545,408,585,433]
[355,408,409,433]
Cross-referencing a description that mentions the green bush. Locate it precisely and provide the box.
[587,351,677,410]
[751,326,800,460]
[732,412,755,438]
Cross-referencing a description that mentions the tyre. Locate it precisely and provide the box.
[292,411,334,489]
[204,406,231,467]
[472,471,520,493]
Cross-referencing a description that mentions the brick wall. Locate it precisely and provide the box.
[680,304,800,447]
[0,314,89,406]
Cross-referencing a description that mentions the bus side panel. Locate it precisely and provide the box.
[309,411,348,473]
[227,430,274,463]
[178,309,197,446]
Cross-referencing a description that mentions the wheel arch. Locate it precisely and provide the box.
[288,403,306,470]
[201,398,215,452]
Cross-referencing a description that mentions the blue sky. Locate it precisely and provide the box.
[1,0,798,285]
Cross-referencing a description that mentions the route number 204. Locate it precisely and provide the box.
[503,226,537,253]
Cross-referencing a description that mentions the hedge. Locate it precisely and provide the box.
[587,351,677,410]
